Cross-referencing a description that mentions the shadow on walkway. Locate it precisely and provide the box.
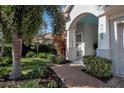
[50,63,106,88]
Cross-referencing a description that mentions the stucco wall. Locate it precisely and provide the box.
[75,23,98,57]
[110,16,124,75]
[84,23,98,55]
[66,5,104,30]
[96,15,111,60]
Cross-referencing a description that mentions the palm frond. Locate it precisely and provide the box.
[45,5,65,36]
[22,6,43,44]
[0,6,12,42]
[1,5,65,44]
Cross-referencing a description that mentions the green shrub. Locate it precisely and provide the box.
[0,67,10,77]
[27,62,49,78]
[16,80,41,88]
[0,57,12,66]
[35,44,57,54]
[26,51,36,58]
[39,65,49,78]
[33,63,49,78]
[38,53,46,58]
[82,55,112,78]
[55,56,64,64]
[47,53,55,60]
[48,80,58,88]
[27,69,39,79]
[22,44,32,57]
[3,46,12,57]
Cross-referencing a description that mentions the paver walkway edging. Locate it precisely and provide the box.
[49,63,106,88]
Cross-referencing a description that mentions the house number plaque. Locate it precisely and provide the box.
[99,24,104,40]
[100,33,104,40]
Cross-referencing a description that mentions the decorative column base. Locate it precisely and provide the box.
[96,48,111,60]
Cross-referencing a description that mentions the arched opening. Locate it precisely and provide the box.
[70,13,98,60]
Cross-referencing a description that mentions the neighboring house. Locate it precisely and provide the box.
[33,32,53,45]
[42,33,53,45]
[65,5,124,77]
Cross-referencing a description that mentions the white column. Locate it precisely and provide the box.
[97,15,111,59]
[66,29,77,61]
[66,30,70,60]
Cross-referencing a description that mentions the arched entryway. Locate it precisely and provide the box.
[68,13,98,61]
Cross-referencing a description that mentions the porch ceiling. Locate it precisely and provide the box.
[77,14,98,25]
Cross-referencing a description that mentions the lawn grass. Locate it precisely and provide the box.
[0,57,65,88]
[0,57,51,76]
[21,57,51,63]
[21,57,51,74]
[21,57,50,74]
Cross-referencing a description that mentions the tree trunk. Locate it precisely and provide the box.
[9,33,22,79]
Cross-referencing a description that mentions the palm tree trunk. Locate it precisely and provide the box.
[9,33,22,79]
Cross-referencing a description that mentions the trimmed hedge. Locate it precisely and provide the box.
[82,55,112,78]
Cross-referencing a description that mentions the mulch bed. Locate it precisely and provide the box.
[0,66,66,88]
[81,69,113,83]
[45,66,67,87]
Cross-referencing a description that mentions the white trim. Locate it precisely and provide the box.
[114,22,119,75]
[108,6,124,20]
[114,21,124,76]
[64,5,72,13]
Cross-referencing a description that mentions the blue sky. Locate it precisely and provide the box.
[42,12,52,33]
[41,5,65,34]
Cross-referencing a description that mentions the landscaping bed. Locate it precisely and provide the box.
[0,58,66,88]
[81,68,113,83]
[81,55,113,83]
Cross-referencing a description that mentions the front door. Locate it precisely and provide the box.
[118,23,124,75]
[76,42,84,58]
[76,33,84,59]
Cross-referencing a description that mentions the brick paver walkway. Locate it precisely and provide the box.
[50,63,106,88]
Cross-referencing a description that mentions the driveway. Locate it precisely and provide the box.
[50,62,106,88]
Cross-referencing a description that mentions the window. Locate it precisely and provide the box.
[76,34,81,42]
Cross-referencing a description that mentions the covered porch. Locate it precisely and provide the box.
[66,13,98,63]
[66,7,111,65]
